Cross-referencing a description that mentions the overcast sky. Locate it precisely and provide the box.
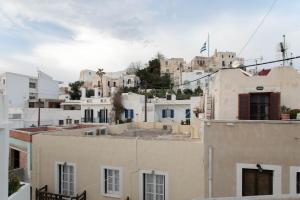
[0,0,300,83]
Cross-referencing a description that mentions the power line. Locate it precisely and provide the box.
[174,56,300,88]
[238,0,278,56]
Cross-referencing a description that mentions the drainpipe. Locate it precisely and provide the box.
[208,145,213,198]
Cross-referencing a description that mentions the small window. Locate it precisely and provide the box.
[74,120,79,124]
[113,82,116,87]
[29,102,35,108]
[222,61,225,67]
[108,81,110,87]
[162,109,174,118]
[29,82,36,89]
[124,109,134,119]
[101,166,122,198]
[186,109,191,119]
[59,120,64,125]
[2,79,5,85]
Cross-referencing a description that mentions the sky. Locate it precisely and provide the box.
[0,0,300,83]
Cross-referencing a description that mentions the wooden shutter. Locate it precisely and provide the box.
[269,92,280,120]
[238,94,250,120]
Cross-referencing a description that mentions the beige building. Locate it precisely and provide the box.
[191,50,244,72]
[207,66,300,120]
[31,119,300,200]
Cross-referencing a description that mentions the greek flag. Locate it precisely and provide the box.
[200,41,207,53]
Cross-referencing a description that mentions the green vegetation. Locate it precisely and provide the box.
[86,89,94,98]
[136,55,171,89]
[9,172,20,196]
[112,89,125,123]
[68,81,84,100]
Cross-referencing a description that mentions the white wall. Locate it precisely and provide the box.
[5,73,30,108]
[0,94,9,200]
[8,108,81,128]
[37,71,60,99]
[181,70,209,91]
[8,182,30,200]
[122,93,145,122]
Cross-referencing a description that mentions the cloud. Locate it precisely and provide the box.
[0,0,300,83]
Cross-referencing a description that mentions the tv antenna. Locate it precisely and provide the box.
[277,35,288,66]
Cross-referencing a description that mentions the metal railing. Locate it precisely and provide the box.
[36,185,86,200]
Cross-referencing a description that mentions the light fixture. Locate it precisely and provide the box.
[256,164,263,173]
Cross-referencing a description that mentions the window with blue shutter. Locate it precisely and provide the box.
[170,109,174,118]
[186,109,191,119]
[125,109,128,119]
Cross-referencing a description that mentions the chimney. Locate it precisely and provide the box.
[80,87,86,99]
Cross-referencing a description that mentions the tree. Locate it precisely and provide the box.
[96,68,105,97]
[68,81,84,100]
[112,89,125,123]
[86,89,94,98]
[193,86,203,96]
[136,55,171,89]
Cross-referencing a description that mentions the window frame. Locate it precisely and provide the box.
[236,163,281,196]
[101,166,123,198]
[290,166,300,194]
[139,170,168,200]
[54,161,76,196]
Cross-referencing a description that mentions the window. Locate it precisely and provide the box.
[140,170,168,200]
[84,109,94,123]
[108,81,110,87]
[2,78,5,85]
[59,120,64,125]
[289,166,300,194]
[10,149,20,169]
[128,79,132,84]
[66,119,72,125]
[162,109,174,118]
[236,163,281,196]
[242,169,273,196]
[98,109,108,123]
[250,93,270,120]
[124,109,134,119]
[222,61,225,67]
[29,82,36,88]
[185,109,191,119]
[56,163,75,196]
[74,120,79,124]
[29,102,34,108]
[101,166,122,198]
[238,93,280,120]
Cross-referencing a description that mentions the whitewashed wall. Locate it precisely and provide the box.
[8,182,30,200]
[37,71,60,99]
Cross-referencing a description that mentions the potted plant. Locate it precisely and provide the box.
[281,105,290,120]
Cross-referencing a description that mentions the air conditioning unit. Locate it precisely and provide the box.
[96,127,108,135]
[84,130,95,136]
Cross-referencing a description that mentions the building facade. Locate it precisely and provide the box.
[207,66,300,120]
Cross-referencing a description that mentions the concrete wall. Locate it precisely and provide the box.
[209,67,300,120]
[32,134,204,200]
[202,120,300,198]
[9,108,81,128]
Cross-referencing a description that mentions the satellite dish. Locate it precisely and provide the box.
[232,60,242,68]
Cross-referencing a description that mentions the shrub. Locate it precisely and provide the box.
[290,109,300,119]
[8,172,20,196]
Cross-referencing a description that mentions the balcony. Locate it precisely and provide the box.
[36,185,86,200]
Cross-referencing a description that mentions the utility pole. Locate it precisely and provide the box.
[38,98,41,127]
[144,83,147,122]
[290,52,293,67]
[282,35,286,67]
[207,33,210,57]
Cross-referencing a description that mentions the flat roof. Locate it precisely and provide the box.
[38,124,193,140]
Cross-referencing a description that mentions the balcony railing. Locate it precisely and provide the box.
[36,185,86,200]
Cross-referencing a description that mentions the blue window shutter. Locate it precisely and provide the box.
[162,109,166,118]
[171,109,174,118]
[125,109,128,119]
[186,109,191,118]
[130,110,134,118]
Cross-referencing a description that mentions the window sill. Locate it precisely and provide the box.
[102,193,122,199]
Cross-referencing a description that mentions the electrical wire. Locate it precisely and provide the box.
[238,0,279,56]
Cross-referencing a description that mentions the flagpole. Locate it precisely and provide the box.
[207,33,210,57]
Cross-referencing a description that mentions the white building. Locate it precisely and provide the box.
[0,70,61,108]
[180,70,210,91]
[147,94,201,124]
[207,66,300,120]
[0,90,9,199]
